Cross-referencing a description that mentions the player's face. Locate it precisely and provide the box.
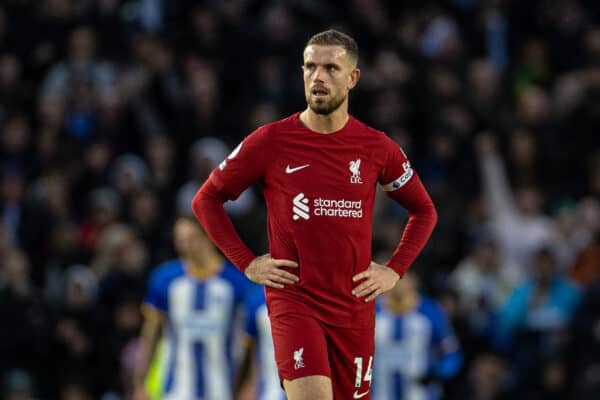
[174,219,196,256]
[174,218,209,257]
[388,273,418,313]
[302,45,360,115]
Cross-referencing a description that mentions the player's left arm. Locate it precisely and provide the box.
[382,173,438,275]
[429,301,463,381]
[353,140,437,302]
[133,267,170,399]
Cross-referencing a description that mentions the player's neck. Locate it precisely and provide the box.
[388,294,419,314]
[300,107,349,134]
[184,253,222,280]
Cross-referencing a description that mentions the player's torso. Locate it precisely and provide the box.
[262,125,381,261]
[260,120,384,327]
[264,129,377,225]
[374,310,433,400]
[164,276,235,400]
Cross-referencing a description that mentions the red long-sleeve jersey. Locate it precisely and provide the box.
[192,113,437,328]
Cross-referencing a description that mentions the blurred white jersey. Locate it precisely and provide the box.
[144,259,249,400]
[374,297,461,400]
[245,287,286,400]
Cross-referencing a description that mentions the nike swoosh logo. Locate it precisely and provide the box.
[353,390,369,399]
[285,164,310,174]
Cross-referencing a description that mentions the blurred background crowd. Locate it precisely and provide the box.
[1,0,600,399]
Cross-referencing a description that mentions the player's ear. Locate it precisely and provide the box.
[348,67,360,90]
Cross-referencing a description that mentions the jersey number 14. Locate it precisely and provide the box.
[354,356,373,388]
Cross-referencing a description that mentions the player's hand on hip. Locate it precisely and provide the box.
[352,261,400,302]
[245,254,299,288]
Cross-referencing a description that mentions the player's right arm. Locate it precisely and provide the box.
[132,266,170,400]
[191,127,298,287]
[132,305,164,400]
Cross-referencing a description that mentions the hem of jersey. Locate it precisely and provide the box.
[266,296,375,329]
[279,370,332,384]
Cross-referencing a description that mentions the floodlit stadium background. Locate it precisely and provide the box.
[1,0,600,399]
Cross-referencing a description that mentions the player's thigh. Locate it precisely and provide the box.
[283,375,333,400]
[269,313,332,382]
[326,325,375,400]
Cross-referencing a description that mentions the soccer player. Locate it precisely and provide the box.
[374,272,462,400]
[235,285,286,400]
[132,217,249,400]
[191,29,437,400]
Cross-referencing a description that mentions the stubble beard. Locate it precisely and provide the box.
[307,93,346,115]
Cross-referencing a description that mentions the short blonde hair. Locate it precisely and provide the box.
[305,29,359,66]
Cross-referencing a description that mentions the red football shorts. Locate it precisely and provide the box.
[270,312,375,399]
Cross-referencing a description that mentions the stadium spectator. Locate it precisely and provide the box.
[450,352,509,400]
[449,232,520,350]
[567,278,600,399]
[495,247,582,397]
[476,132,556,274]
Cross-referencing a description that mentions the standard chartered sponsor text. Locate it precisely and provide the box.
[313,198,363,218]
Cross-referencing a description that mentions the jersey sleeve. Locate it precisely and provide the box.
[378,136,414,191]
[209,126,274,200]
[376,135,438,276]
[191,127,274,271]
[143,269,169,313]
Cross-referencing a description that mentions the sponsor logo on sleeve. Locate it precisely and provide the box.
[228,142,243,159]
[382,161,413,191]
[219,142,243,170]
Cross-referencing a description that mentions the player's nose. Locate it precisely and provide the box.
[313,66,326,81]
